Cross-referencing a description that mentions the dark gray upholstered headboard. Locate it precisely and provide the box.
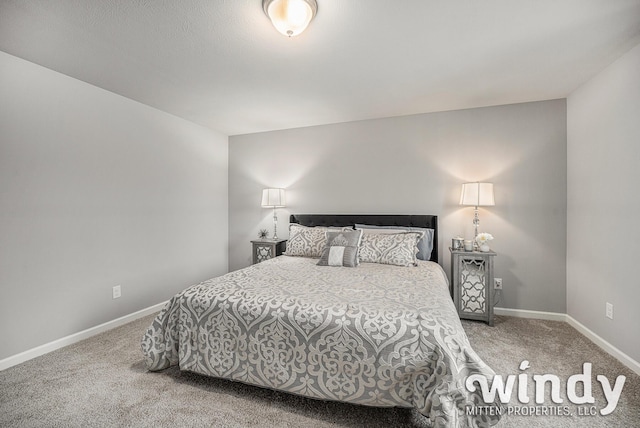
[289,214,439,263]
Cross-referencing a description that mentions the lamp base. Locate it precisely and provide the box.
[473,207,480,250]
[272,207,278,240]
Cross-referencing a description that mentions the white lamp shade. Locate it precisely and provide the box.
[460,182,495,207]
[261,188,286,208]
[263,0,317,37]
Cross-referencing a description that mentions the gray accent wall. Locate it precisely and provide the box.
[0,51,229,360]
[229,100,567,314]
[567,43,640,363]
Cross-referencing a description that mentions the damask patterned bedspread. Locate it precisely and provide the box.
[142,256,501,427]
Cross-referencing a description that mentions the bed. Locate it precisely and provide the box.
[141,215,501,427]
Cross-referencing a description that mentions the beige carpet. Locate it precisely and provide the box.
[1,314,638,427]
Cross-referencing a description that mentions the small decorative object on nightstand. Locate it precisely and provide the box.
[450,247,496,326]
[251,239,287,264]
[475,232,494,252]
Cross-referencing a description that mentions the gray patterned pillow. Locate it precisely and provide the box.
[355,224,434,261]
[358,232,423,267]
[317,230,363,267]
[284,224,348,258]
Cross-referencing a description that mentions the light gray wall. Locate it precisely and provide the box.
[0,51,229,360]
[229,100,567,314]
[567,43,640,362]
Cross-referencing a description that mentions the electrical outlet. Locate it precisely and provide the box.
[112,285,122,299]
[494,278,503,290]
[605,302,613,320]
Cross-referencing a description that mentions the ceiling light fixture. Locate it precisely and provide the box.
[263,0,318,37]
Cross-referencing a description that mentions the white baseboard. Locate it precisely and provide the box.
[494,307,568,322]
[493,307,640,375]
[0,301,167,372]
[4,303,638,377]
[566,315,640,376]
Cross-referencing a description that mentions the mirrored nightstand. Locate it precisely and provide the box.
[251,239,287,264]
[450,247,496,326]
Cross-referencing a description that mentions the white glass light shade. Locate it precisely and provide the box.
[263,0,317,37]
[460,182,495,207]
[261,188,286,207]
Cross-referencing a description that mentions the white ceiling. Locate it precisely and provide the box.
[1,0,639,136]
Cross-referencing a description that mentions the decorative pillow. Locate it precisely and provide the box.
[317,230,363,267]
[355,224,434,261]
[284,224,348,258]
[358,232,423,267]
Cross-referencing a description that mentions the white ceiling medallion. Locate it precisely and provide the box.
[263,0,318,37]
